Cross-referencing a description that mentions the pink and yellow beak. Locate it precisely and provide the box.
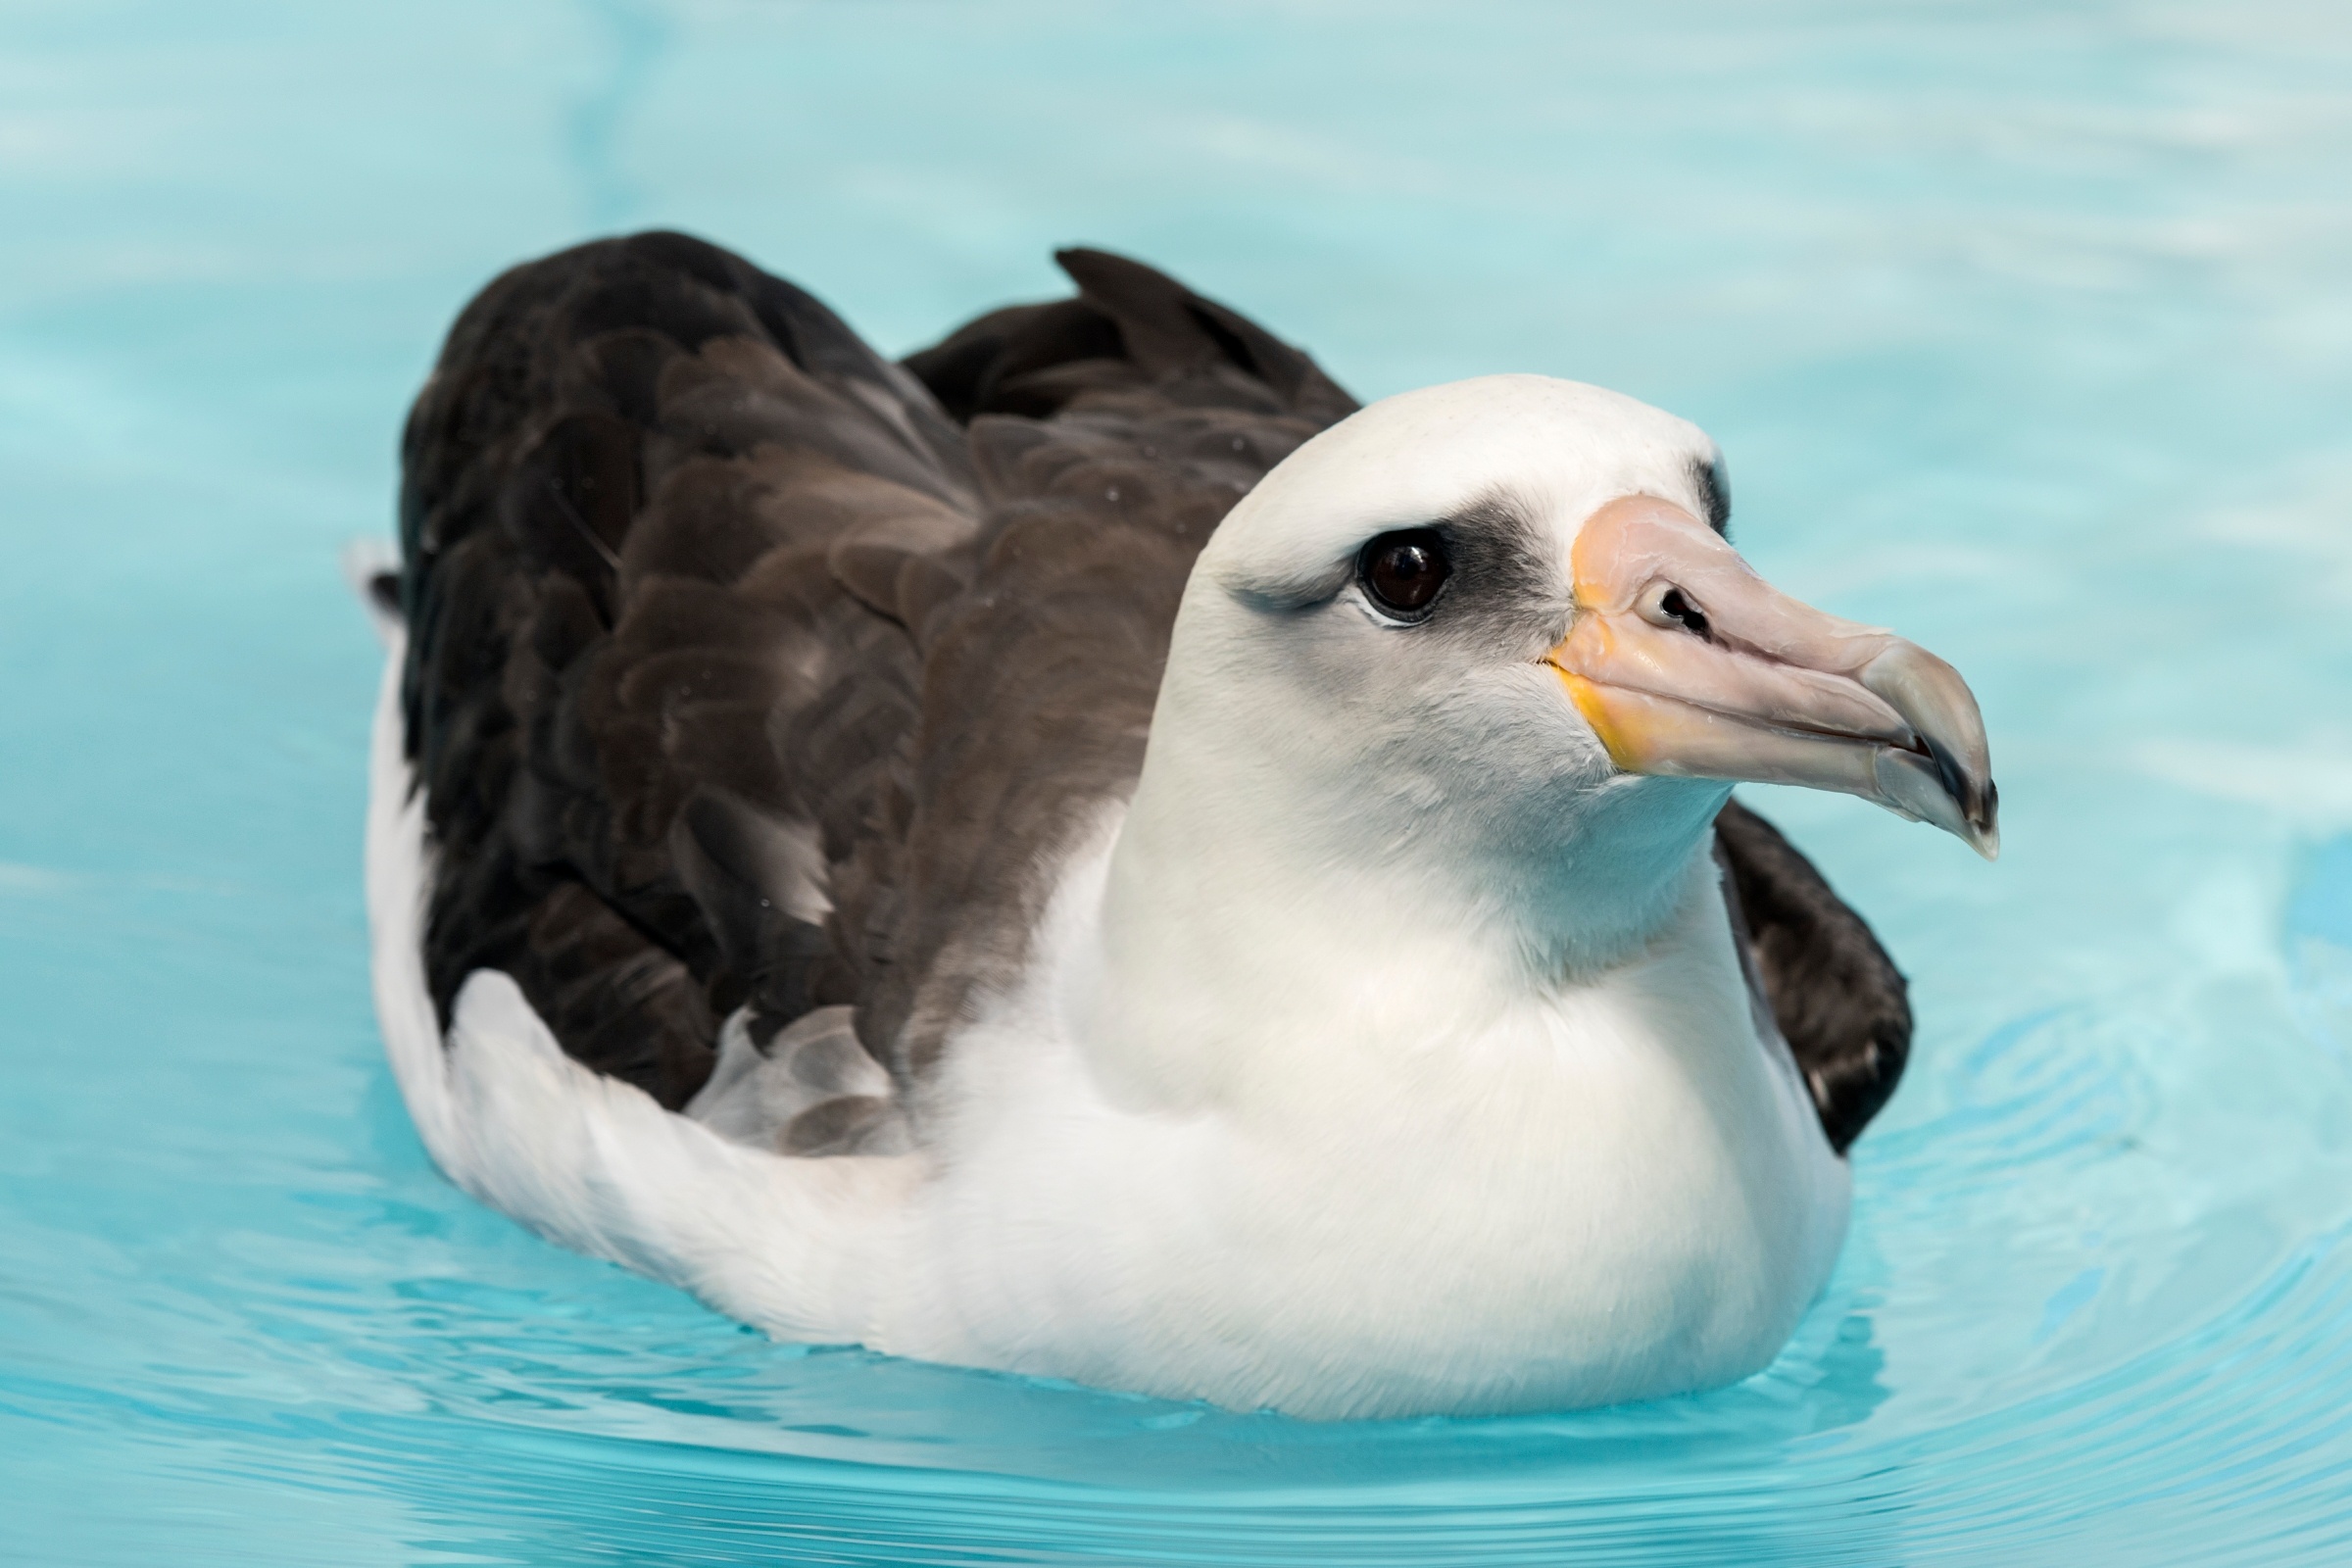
[1546,496,1999,858]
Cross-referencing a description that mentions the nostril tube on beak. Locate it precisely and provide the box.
[1638,583,1712,639]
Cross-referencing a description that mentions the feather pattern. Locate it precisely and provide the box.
[393,229,1905,1156]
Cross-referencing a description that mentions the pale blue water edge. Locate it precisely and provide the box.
[4,1,2350,1562]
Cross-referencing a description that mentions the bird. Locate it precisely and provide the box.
[366,231,1995,1420]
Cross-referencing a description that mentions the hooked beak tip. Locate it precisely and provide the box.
[1871,734,1999,859]
[1862,644,1998,860]
[1969,777,2001,861]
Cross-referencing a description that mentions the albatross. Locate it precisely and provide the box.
[367,232,1995,1419]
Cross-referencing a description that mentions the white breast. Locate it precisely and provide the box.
[866,836,1851,1419]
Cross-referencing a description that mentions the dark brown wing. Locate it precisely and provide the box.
[1715,799,1912,1152]
[396,233,1352,1110]
[874,248,1357,1086]
[398,231,977,1107]
[394,229,1906,1148]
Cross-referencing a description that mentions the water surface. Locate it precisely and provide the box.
[5,2,2352,1562]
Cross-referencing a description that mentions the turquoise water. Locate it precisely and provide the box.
[5,1,2352,1561]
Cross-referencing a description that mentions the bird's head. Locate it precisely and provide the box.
[1141,374,1995,979]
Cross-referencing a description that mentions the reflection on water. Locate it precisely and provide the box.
[2290,837,2352,1060]
[3,0,2351,1563]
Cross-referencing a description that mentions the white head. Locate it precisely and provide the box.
[1092,375,1992,1095]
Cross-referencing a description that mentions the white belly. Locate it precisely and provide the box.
[873,877,1851,1419]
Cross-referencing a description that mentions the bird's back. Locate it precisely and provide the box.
[396,231,1354,1118]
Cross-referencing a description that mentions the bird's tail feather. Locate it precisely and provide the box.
[340,536,403,645]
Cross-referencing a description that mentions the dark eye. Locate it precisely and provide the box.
[1356,529,1451,618]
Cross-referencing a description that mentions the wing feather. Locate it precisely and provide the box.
[1715,799,1912,1152]
[399,232,963,1107]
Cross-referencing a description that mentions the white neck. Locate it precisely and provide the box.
[1071,609,1735,1114]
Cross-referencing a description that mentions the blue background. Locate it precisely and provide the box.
[4,2,2351,1562]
